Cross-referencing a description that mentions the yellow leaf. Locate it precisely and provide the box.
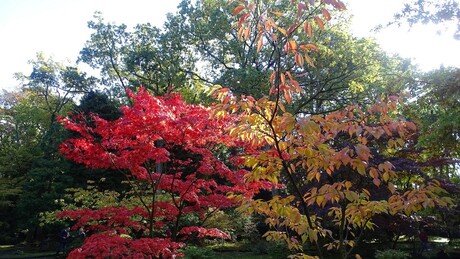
[356,162,366,175]
[289,40,297,51]
[344,181,352,190]
[378,163,385,172]
[369,167,378,178]
[304,53,315,67]
[383,172,389,182]
[316,195,324,207]
[345,191,355,202]
[232,5,245,16]
[388,183,395,194]
[362,188,370,196]
[396,138,405,147]
[315,172,321,182]
[277,26,287,36]
[270,11,284,17]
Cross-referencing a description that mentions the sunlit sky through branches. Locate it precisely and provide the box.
[0,0,459,91]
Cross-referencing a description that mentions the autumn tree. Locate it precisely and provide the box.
[57,88,270,258]
[390,0,460,39]
[79,12,199,100]
[209,1,451,258]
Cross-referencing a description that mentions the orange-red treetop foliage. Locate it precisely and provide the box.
[58,88,273,258]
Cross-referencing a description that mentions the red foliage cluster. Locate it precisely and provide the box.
[178,226,232,240]
[68,232,184,259]
[58,89,270,258]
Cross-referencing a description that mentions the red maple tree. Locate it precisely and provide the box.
[58,88,271,258]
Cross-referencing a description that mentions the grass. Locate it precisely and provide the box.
[1,238,459,259]
[215,251,269,259]
[0,249,56,259]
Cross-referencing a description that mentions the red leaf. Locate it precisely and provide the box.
[232,5,245,16]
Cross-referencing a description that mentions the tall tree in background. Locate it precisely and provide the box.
[390,0,460,39]
[79,12,199,100]
[166,0,415,113]
[406,67,459,177]
[0,53,96,241]
[402,67,460,242]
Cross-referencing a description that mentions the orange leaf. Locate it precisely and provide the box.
[244,26,251,39]
[369,167,378,178]
[373,178,381,187]
[257,37,263,52]
[286,71,293,81]
[270,71,276,83]
[289,40,297,52]
[280,73,286,85]
[295,53,304,66]
[314,16,324,30]
[238,26,244,40]
[232,5,245,16]
[300,43,319,52]
[304,22,313,38]
[322,8,331,21]
[284,89,292,104]
[355,144,370,161]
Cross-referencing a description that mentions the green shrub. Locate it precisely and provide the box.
[267,241,290,259]
[375,249,410,259]
[183,245,216,259]
[250,240,270,255]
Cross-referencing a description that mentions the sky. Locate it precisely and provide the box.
[0,0,459,91]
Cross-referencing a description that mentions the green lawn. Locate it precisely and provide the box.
[1,238,459,259]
